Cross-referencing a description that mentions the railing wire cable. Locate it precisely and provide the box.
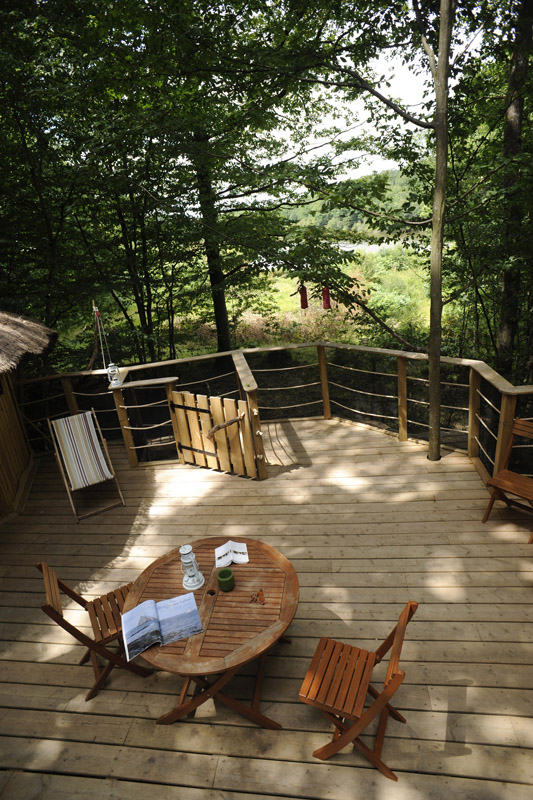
[329,380,397,401]
[124,419,172,431]
[477,388,500,414]
[20,392,65,406]
[327,361,396,379]
[73,389,113,397]
[330,399,398,421]
[120,399,168,410]
[259,381,321,391]
[475,436,495,465]
[253,362,319,372]
[475,412,498,440]
[259,399,322,410]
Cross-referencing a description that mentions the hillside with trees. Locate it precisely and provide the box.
[1,0,532,396]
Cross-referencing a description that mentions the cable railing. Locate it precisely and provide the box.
[16,341,533,483]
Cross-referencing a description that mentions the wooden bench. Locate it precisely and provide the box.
[482,418,533,542]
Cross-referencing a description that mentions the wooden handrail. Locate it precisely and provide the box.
[19,341,533,395]
[231,352,257,393]
[16,341,533,484]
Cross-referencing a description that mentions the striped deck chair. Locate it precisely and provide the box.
[48,409,125,522]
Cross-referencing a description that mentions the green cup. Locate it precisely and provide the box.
[217,568,235,592]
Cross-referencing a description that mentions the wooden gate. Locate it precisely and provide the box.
[169,390,264,479]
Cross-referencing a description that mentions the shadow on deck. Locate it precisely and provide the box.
[0,418,532,799]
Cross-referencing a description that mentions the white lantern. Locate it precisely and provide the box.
[107,362,123,387]
[179,544,205,591]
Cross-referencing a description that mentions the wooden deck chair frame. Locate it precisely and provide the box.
[298,601,418,781]
[482,417,533,543]
[48,408,125,522]
[36,562,151,700]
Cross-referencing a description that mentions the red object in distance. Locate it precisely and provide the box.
[299,286,308,309]
[322,287,331,309]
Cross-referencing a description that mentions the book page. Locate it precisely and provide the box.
[215,541,233,568]
[122,599,161,661]
[229,540,248,564]
[156,592,203,646]
[215,540,249,568]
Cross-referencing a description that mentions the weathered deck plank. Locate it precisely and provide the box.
[0,418,532,799]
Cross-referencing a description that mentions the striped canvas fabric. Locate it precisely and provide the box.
[52,412,113,491]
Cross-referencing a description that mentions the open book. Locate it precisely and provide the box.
[122,593,203,661]
[215,540,249,569]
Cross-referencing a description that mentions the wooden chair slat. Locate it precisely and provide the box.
[316,641,344,705]
[324,642,353,709]
[100,596,120,637]
[299,637,329,699]
[91,597,111,637]
[511,418,533,438]
[349,651,375,719]
[105,591,124,631]
[306,638,336,702]
[334,645,363,711]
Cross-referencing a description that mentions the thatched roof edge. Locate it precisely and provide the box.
[0,312,58,374]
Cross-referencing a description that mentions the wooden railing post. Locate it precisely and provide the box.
[247,388,268,480]
[231,352,267,480]
[493,393,517,476]
[397,357,407,441]
[112,386,138,468]
[61,377,79,415]
[468,367,481,459]
[317,345,331,420]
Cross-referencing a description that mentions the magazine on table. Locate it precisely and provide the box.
[122,593,203,661]
[215,540,249,568]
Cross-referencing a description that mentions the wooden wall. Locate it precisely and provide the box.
[0,373,32,514]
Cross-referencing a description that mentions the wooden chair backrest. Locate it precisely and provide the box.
[49,409,113,491]
[511,418,533,440]
[500,418,533,471]
[374,600,418,687]
[36,562,88,618]
[37,561,63,616]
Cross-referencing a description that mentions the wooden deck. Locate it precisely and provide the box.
[1,418,532,799]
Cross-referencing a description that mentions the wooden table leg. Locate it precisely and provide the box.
[198,651,281,730]
[157,652,282,729]
[156,668,239,724]
[214,687,281,730]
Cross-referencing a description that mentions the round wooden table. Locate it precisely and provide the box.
[123,536,299,728]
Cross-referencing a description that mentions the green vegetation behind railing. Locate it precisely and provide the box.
[17,342,533,482]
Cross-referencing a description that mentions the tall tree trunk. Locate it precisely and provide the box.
[192,131,232,353]
[496,0,533,379]
[427,0,454,461]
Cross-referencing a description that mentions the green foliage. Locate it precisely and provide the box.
[1,0,531,382]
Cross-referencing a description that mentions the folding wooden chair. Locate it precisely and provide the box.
[36,562,151,700]
[482,418,533,542]
[48,408,125,522]
[298,601,418,781]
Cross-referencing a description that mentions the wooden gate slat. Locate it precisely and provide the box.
[183,392,206,467]
[239,399,257,479]
[171,391,195,465]
[196,395,219,470]
[209,396,232,473]
[224,397,245,476]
